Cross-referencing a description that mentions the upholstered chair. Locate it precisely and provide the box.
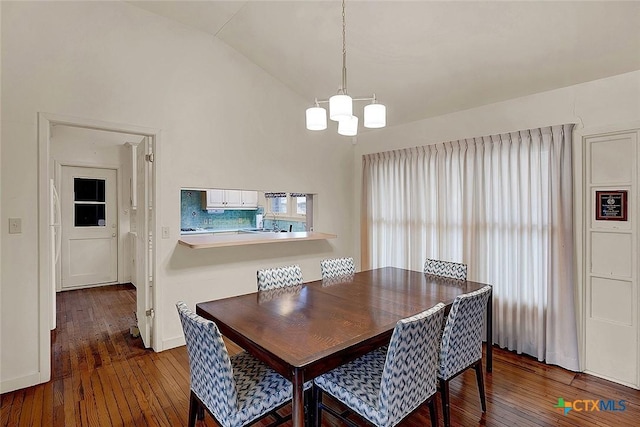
[313,303,446,427]
[176,301,306,427]
[424,258,468,280]
[256,265,303,291]
[320,257,356,279]
[438,286,492,427]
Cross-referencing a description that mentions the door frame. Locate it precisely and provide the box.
[37,112,161,385]
[55,162,123,290]
[574,120,640,380]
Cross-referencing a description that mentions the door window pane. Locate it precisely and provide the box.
[74,178,105,202]
[75,204,106,227]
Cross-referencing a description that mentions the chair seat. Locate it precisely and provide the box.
[230,351,312,427]
[314,347,387,425]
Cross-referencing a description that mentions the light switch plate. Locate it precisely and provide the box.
[161,226,170,239]
[9,218,22,234]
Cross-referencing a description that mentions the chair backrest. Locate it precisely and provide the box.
[176,301,238,425]
[378,303,445,427]
[424,258,468,280]
[320,257,355,279]
[256,265,303,291]
[439,286,492,380]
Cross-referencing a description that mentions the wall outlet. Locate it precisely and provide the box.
[9,218,22,234]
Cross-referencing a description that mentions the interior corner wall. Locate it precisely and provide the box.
[0,1,354,393]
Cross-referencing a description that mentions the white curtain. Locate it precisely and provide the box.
[362,124,579,371]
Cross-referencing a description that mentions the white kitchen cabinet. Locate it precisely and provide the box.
[204,189,225,208]
[224,190,242,207]
[202,189,256,209]
[241,191,258,208]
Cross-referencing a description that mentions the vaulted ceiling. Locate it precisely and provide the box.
[127,1,640,128]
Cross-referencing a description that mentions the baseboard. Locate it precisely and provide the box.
[0,372,43,394]
[584,369,639,390]
[162,335,185,351]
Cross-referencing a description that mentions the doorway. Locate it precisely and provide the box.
[37,113,159,386]
[60,166,118,289]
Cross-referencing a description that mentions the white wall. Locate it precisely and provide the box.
[0,1,353,392]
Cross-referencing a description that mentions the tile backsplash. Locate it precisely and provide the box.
[181,190,256,230]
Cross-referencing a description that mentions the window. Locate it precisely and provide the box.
[74,178,107,227]
[269,195,288,214]
[265,192,308,219]
[292,193,307,216]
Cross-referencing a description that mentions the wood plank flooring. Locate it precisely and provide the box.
[2,284,639,426]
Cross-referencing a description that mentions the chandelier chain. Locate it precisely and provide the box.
[341,0,347,94]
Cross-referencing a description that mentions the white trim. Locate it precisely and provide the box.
[37,112,162,390]
[59,281,121,292]
[38,116,52,384]
[584,369,639,391]
[573,126,586,372]
[162,336,186,351]
[0,372,42,394]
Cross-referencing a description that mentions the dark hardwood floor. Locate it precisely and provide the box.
[2,284,639,426]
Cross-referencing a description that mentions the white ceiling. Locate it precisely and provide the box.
[127,1,640,128]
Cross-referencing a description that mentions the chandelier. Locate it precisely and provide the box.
[305,0,386,136]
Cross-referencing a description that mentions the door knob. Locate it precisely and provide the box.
[112,233,117,237]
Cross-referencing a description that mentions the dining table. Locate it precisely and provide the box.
[196,266,493,427]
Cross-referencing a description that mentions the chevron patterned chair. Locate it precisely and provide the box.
[176,301,309,427]
[313,303,446,427]
[320,257,355,279]
[424,258,468,280]
[256,264,303,291]
[438,285,492,427]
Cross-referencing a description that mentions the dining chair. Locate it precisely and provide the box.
[424,258,468,280]
[256,264,303,291]
[313,303,446,427]
[320,257,355,279]
[176,301,308,427]
[438,285,492,427]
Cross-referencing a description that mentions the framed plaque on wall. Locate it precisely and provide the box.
[595,190,628,221]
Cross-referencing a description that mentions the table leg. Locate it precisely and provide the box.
[292,368,305,427]
[487,288,493,373]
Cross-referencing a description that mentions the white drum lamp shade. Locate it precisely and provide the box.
[364,103,386,128]
[306,106,327,130]
[329,94,353,121]
[338,115,358,136]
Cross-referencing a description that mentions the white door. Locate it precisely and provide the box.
[584,130,639,388]
[61,166,118,289]
[136,137,154,348]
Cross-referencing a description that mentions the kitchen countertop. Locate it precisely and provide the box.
[180,227,278,235]
[178,231,337,249]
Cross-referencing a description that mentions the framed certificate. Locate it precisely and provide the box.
[596,190,628,221]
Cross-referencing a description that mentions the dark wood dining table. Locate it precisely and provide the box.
[196,266,492,427]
